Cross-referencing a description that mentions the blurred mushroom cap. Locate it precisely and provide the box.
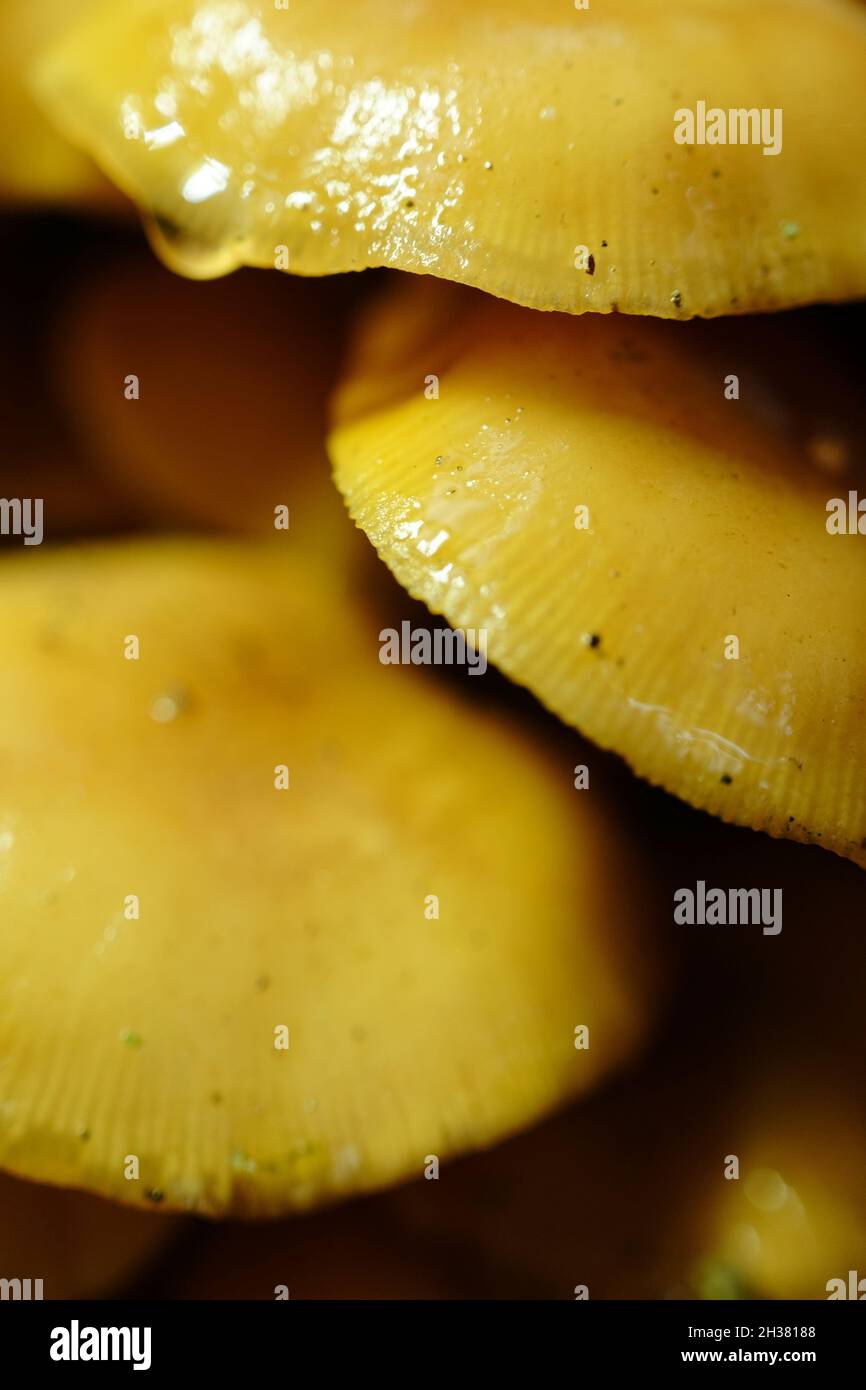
[0,540,660,1217]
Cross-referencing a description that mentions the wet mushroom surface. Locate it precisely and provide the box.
[0,0,864,1313]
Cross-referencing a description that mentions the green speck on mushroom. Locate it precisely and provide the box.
[120,1029,143,1048]
[693,1257,753,1301]
[781,221,800,240]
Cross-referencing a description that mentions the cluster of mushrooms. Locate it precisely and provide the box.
[0,0,865,1300]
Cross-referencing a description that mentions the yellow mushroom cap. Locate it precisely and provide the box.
[387,839,866,1300]
[52,253,357,548]
[697,1099,866,1300]
[32,0,866,315]
[0,541,659,1217]
[329,277,866,869]
[0,0,120,206]
[0,232,138,543]
[388,1045,866,1300]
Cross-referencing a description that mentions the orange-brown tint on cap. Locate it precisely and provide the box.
[32,0,866,315]
[329,276,866,869]
[52,252,363,553]
[0,223,138,544]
